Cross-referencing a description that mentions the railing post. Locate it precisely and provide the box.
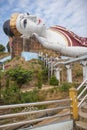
[69,87,78,120]
[54,67,62,85]
[66,64,72,83]
[81,60,87,81]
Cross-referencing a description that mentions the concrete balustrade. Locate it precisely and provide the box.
[81,60,87,80]
[65,64,72,83]
[0,99,71,129]
[41,54,87,84]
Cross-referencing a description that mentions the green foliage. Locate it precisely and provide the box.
[0,44,5,52]
[49,75,59,86]
[5,78,10,88]
[2,85,45,104]
[21,88,39,103]
[42,68,48,83]
[59,82,73,92]
[2,85,21,104]
[75,71,82,77]
[36,71,42,89]
[36,67,48,89]
[6,66,33,86]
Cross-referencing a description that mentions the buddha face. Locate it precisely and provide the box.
[16,13,46,37]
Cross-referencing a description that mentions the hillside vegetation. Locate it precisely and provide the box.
[0,54,83,105]
[0,52,10,59]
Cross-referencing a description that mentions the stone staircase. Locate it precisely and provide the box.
[75,99,87,130]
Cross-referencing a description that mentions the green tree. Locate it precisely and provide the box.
[0,44,5,52]
[6,66,33,87]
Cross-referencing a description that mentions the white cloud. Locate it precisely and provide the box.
[7,0,15,6]
[0,0,87,46]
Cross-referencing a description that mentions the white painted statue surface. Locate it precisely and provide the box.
[3,13,87,57]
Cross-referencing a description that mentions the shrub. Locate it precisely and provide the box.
[36,71,42,89]
[2,86,45,104]
[6,66,33,87]
[2,85,21,104]
[42,68,48,83]
[49,75,59,86]
[21,88,41,103]
[59,82,73,92]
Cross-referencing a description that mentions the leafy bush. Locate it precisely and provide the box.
[59,82,73,92]
[0,44,5,52]
[49,75,59,86]
[21,88,39,103]
[2,85,21,104]
[2,86,45,104]
[42,68,48,83]
[6,66,33,86]
[36,71,42,89]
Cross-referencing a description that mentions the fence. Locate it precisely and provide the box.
[0,80,87,129]
[69,79,87,120]
[0,99,71,129]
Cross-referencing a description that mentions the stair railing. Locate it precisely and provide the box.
[0,99,71,129]
[78,94,87,107]
[77,79,87,107]
[69,79,87,120]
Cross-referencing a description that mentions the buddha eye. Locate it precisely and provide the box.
[23,19,27,28]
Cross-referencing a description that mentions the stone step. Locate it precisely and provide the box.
[75,121,87,130]
[79,109,87,119]
[81,104,87,113]
[79,109,87,123]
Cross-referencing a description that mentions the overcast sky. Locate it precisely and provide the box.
[0,0,87,47]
